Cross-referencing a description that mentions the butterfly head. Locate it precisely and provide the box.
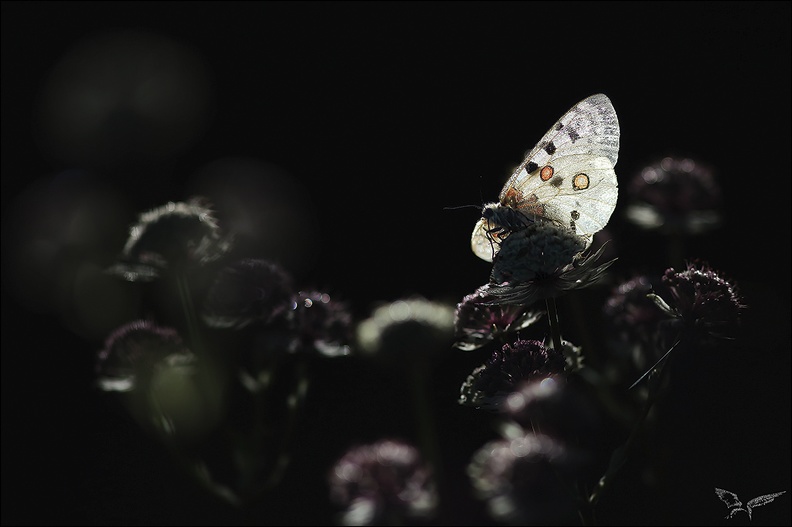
[482,203,534,232]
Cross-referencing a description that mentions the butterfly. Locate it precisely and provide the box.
[471,93,620,262]
[714,488,787,520]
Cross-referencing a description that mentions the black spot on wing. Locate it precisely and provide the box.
[544,141,556,155]
[526,161,538,173]
[568,128,580,142]
[555,122,564,130]
[550,176,563,188]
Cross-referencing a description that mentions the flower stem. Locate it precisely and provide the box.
[545,296,565,357]
[176,271,202,355]
[262,357,310,491]
[588,338,676,508]
[409,359,443,515]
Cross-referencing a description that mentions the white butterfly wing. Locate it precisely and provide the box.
[471,217,494,262]
[500,93,619,236]
[503,93,620,190]
[715,488,743,509]
[516,154,618,239]
[470,94,619,261]
[746,491,787,510]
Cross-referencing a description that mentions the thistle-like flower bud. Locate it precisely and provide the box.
[107,197,231,281]
[201,258,294,330]
[490,219,587,283]
[603,275,671,370]
[660,261,745,342]
[467,432,584,525]
[488,240,616,307]
[624,156,722,235]
[329,439,437,526]
[459,339,566,410]
[289,290,353,357]
[96,319,188,392]
[453,284,543,351]
[96,320,223,441]
[502,377,605,454]
[356,297,454,362]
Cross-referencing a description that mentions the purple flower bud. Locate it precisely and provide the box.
[625,156,722,234]
[468,432,584,525]
[488,241,616,307]
[603,275,672,369]
[661,260,745,342]
[329,439,437,526]
[202,259,294,330]
[289,290,353,357]
[459,339,566,410]
[96,320,188,391]
[503,377,605,454]
[453,284,543,351]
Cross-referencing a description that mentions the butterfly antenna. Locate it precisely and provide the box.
[442,204,482,211]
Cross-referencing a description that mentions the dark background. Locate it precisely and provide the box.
[2,2,790,525]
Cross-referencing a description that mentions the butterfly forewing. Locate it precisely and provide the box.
[504,93,619,195]
[471,94,620,261]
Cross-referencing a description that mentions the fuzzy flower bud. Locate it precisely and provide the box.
[459,339,566,410]
[660,260,745,342]
[467,432,584,525]
[624,156,722,234]
[329,439,437,526]
[201,259,294,329]
[107,197,231,281]
[453,284,543,351]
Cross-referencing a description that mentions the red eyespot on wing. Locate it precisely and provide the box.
[501,186,524,208]
[540,165,554,181]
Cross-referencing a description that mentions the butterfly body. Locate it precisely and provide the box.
[478,202,535,250]
[471,94,620,262]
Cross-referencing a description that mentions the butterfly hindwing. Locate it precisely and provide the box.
[471,217,497,262]
[528,154,618,238]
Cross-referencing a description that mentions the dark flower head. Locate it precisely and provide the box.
[96,321,224,441]
[603,275,671,368]
[96,320,189,391]
[491,219,588,283]
[659,260,745,342]
[453,283,543,351]
[202,259,294,329]
[502,377,605,454]
[107,197,232,281]
[604,275,665,335]
[624,156,722,234]
[488,241,616,306]
[288,290,353,357]
[356,297,454,361]
[467,432,583,525]
[459,339,566,410]
[329,439,437,526]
